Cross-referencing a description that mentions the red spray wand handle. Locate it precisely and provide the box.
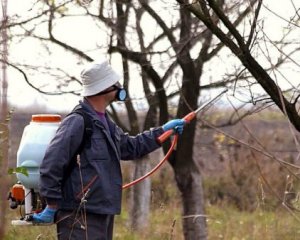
[157,112,196,144]
[157,90,228,144]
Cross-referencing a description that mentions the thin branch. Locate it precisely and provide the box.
[138,0,177,45]
[3,0,73,28]
[199,118,300,169]
[246,0,262,47]
[205,0,247,50]
[47,4,93,61]
[4,60,79,96]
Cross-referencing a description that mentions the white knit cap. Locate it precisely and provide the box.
[80,60,121,97]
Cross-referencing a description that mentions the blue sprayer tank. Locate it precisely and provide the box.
[16,114,61,191]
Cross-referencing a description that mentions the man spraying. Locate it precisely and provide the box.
[32,60,185,240]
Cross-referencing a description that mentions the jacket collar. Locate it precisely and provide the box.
[80,99,102,121]
[79,99,120,159]
[79,99,116,136]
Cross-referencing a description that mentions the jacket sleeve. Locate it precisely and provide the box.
[119,126,165,160]
[39,114,84,204]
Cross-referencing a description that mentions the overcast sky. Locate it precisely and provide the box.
[4,0,300,112]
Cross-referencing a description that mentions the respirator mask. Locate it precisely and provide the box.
[114,85,127,101]
[94,82,127,101]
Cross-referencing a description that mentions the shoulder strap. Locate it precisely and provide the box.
[62,106,93,183]
[69,106,93,152]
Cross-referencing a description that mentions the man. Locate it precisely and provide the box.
[32,60,185,240]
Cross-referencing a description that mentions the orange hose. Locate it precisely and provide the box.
[122,134,178,189]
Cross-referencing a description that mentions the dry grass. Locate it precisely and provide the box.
[5,203,300,240]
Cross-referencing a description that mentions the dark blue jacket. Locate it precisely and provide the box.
[39,100,164,215]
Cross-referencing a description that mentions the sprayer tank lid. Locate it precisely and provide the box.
[31,114,61,123]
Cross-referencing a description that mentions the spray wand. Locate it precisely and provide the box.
[122,89,227,189]
[157,89,228,144]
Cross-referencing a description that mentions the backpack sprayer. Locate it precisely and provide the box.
[8,115,62,225]
[8,90,227,225]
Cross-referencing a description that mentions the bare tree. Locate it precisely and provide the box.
[109,1,265,239]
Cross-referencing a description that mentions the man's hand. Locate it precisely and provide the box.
[32,206,57,224]
[162,119,186,134]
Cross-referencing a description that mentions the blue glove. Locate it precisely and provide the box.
[162,119,186,134]
[32,206,57,224]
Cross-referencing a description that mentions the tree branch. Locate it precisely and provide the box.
[47,3,93,61]
[4,60,79,95]
[109,46,169,124]
[177,0,300,131]
[246,0,262,47]
[205,0,248,51]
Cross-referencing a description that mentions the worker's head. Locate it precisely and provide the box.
[80,60,127,101]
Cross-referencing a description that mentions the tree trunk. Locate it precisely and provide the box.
[130,156,151,230]
[168,60,207,239]
[0,0,9,237]
[176,167,207,240]
[0,93,8,240]
[171,121,207,240]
